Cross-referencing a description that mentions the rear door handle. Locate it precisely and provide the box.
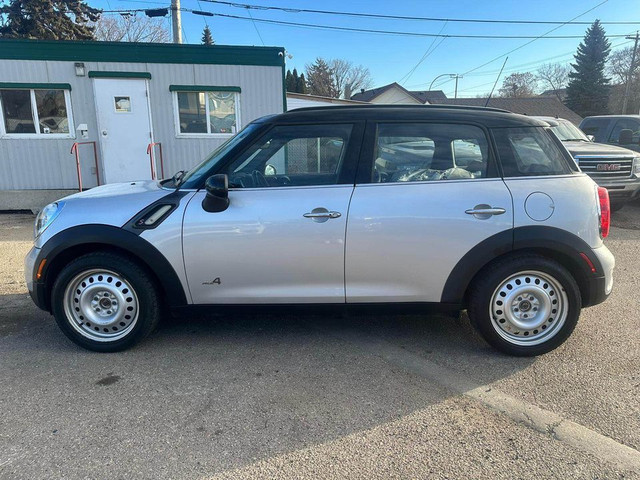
[465,207,506,215]
[465,205,506,219]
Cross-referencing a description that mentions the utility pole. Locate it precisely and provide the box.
[171,0,182,44]
[622,32,639,114]
[452,74,463,99]
[428,73,462,99]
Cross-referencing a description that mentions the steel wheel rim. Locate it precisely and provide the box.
[63,269,139,342]
[489,270,568,346]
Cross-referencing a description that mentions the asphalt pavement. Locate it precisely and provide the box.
[1,205,639,479]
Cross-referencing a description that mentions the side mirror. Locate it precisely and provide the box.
[619,129,633,145]
[202,174,229,213]
[586,134,595,142]
[264,164,277,176]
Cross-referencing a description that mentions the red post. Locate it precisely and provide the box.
[146,142,164,180]
[70,141,100,191]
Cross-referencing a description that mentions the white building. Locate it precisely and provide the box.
[286,92,366,110]
[0,39,286,210]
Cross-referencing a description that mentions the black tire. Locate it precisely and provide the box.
[610,201,625,213]
[467,254,582,356]
[51,252,161,352]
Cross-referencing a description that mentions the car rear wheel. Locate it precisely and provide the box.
[468,255,581,356]
[51,252,160,352]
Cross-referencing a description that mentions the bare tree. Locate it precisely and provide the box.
[537,63,570,100]
[609,47,636,84]
[329,59,373,99]
[93,14,170,43]
[498,72,538,97]
[608,47,640,113]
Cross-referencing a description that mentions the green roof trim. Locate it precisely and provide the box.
[0,82,72,90]
[88,71,151,79]
[0,39,285,67]
[169,85,241,93]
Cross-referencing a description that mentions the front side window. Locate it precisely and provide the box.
[493,127,574,177]
[224,124,353,188]
[370,123,491,183]
[0,88,72,136]
[175,90,239,135]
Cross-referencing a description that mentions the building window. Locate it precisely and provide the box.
[0,88,73,138]
[173,90,240,136]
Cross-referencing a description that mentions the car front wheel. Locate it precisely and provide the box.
[51,252,160,352]
[468,255,581,356]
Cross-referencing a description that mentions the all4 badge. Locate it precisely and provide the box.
[202,277,221,286]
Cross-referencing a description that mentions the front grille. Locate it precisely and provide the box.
[575,156,634,179]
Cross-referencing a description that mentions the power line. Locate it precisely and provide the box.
[431,0,610,92]
[180,10,630,39]
[442,37,634,96]
[398,21,448,85]
[199,0,640,26]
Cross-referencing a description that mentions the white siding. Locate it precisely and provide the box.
[370,87,421,105]
[0,59,284,190]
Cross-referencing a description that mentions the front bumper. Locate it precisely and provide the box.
[590,176,640,201]
[583,244,615,307]
[24,246,48,312]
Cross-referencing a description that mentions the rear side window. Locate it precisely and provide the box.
[493,127,574,177]
[369,123,493,183]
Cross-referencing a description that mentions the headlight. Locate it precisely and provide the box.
[633,157,640,175]
[34,202,64,239]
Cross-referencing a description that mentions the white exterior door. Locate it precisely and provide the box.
[93,78,153,184]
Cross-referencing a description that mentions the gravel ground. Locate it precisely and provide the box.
[1,205,639,479]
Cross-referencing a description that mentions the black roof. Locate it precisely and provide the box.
[258,104,550,128]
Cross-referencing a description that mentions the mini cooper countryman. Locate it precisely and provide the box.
[25,105,615,356]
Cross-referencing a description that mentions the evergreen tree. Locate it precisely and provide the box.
[201,25,214,45]
[285,69,296,92]
[0,0,100,40]
[297,73,307,93]
[565,20,611,116]
[291,68,299,92]
[305,58,338,98]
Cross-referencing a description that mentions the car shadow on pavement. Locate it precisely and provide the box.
[1,294,535,478]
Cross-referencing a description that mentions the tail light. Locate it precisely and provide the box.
[597,186,610,238]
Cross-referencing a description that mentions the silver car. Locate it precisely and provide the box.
[25,105,615,356]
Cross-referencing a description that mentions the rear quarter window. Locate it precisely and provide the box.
[492,127,575,177]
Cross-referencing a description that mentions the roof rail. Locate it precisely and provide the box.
[286,103,512,114]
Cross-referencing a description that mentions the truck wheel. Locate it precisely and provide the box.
[468,255,581,356]
[51,252,160,352]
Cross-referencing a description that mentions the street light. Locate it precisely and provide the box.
[428,73,463,99]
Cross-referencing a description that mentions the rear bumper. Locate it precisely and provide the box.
[583,244,615,307]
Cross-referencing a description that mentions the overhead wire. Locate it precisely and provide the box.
[198,0,640,26]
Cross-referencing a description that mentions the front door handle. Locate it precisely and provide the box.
[303,208,341,223]
[465,204,506,219]
[303,211,341,219]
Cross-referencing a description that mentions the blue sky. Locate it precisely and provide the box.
[92,0,637,97]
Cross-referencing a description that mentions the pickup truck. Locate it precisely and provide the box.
[536,116,640,211]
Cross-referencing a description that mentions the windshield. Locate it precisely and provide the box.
[178,123,261,189]
[550,120,589,142]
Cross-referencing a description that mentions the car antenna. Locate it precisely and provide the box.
[485,57,509,108]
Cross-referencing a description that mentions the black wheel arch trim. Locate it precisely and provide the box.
[34,224,188,311]
[441,226,604,306]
